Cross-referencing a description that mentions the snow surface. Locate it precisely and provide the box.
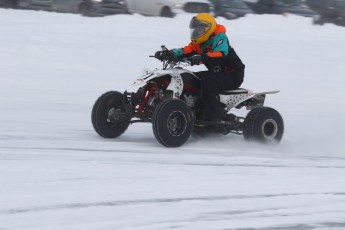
[1,9,345,230]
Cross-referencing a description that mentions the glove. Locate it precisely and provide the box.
[155,50,174,61]
[189,55,202,66]
[154,51,163,60]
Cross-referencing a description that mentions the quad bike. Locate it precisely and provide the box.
[91,46,284,147]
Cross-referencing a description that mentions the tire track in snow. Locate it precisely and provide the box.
[1,192,345,215]
[2,146,345,169]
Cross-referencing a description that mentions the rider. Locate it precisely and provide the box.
[156,13,245,121]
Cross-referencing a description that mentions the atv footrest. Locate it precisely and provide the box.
[195,119,233,127]
[219,88,249,95]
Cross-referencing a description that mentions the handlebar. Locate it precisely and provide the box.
[151,55,191,70]
[150,55,190,63]
[150,45,191,70]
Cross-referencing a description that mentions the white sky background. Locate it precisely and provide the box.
[1,9,345,230]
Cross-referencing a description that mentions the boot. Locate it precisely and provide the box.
[201,104,227,121]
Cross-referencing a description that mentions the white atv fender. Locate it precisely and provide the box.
[220,89,280,110]
[166,69,183,98]
[133,68,197,99]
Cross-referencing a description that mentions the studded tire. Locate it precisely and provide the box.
[91,91,130,138]
[243,107,284,143]
[152,99,194,147]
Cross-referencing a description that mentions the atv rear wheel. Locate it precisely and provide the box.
[152,99,194,147]
[91,91,130,138]
[243,107,284,143]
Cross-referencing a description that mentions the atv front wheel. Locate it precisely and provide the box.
[91,91,130,138]
[243,107,284,143]
[152,99,194,147]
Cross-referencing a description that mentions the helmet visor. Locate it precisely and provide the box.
[189,17,210,40]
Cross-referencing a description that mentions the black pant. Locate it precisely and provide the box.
[195,69,244,118]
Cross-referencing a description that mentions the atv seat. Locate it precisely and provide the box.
[220,88,249,95]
